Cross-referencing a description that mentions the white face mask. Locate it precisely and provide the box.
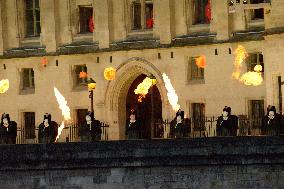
[44,119,49,127]
[268,111,275,119]
[222,111,228,117]
[86,115,92,124]
[176,116,182,123]
[3,118,8,127]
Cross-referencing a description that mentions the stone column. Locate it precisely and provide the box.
[0,0,6,55]
[5,0,20,49]
[94,0,112,49]
[174,0,187,37]
[211,0,229,40]
[56,0,73,45]
[40,0,57,52]
[155,0,174,44]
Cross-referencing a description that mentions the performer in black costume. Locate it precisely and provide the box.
[0,113,17,144]
[262,106,282,136]
[125,111,140,139]
[216,106,238,136]
[38,113,58,143]
[79,111,102,142]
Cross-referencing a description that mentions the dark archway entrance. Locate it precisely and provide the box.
[126,74,162,139]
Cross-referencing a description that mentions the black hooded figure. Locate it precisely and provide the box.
[262,106,282,136]
[216,106,238,136]
[173,109,185,138]
[79,111,102,142]
[125,111,140,139]
[38,113,58,143]
[0,113,17,144]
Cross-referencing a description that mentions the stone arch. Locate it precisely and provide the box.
[104,57,171,140]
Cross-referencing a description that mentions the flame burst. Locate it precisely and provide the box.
[162,73,180,112]
[195,55,206,68]
[232,45,263,86]
[0,79,9,94]
[232,45,248,79]
[240,65,263,86]
[54,87,71,142]
[134,77,154,102]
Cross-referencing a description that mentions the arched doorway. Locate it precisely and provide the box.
[104,57,173,140]
[126,74,162,139]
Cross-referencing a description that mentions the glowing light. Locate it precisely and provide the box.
[79,71,87,79]
[240,71,263,86]
[41,57,48,67]
[54,87,71,142]
[134,77,155,102]
[232,45,248,79]
[195,55,206,68]
[0,79,9,94]
[254,64,263,72]
[232,46,263,86]
[104,67,116,81]
[162,73,180,112]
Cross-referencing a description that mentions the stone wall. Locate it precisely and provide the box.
[1,137,284,188]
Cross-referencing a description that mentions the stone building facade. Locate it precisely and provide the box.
[0,0,283,141]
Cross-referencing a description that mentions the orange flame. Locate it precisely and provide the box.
[138,95,144,103]
[162,73,180,112]
[54,87,71,142]
[79,71,88,79]
[195,55,206,68]
[0,79,9,94]
[232,45,248,79]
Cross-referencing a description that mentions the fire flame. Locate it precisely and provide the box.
[162,73,180,112]
[232,45,263,86]
[54,87,71,142]
[0,79,9,94]
[195,55,206,68]
[240,65,263,86]
[134,77,154,102]
[232,45,248,79]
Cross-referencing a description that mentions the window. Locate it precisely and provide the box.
[25,0,41,37]
[131,0,153,30]
[247,53,264,73]
[21,68,35,93]
[24,112,35,139]
[73,65,88,87]
[249,100,264,130]
[76,109,88,126]
[192,0,211,25]
[250,100,264,118]
[251,8,264,20]
[191,103,205,131]
[187,57,205,82]
[79,6,94,33]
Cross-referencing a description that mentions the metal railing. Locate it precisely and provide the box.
[151,116,265,139]
[16,122,109,144]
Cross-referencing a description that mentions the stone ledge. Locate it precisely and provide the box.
[0,136,284,171]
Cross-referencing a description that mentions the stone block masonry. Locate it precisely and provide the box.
[1,137,284,188]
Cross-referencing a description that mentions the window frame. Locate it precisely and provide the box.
[20,68,35,95]
[190,103,206,132]
[78,5,94,34]
[129,0,154,32]
[72,64,88,90]
[246,52,264,75]
[187,56,205,84]
[25,0,41,38]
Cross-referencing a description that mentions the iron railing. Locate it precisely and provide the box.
[14,115,275,144]
[16,122,109,144]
